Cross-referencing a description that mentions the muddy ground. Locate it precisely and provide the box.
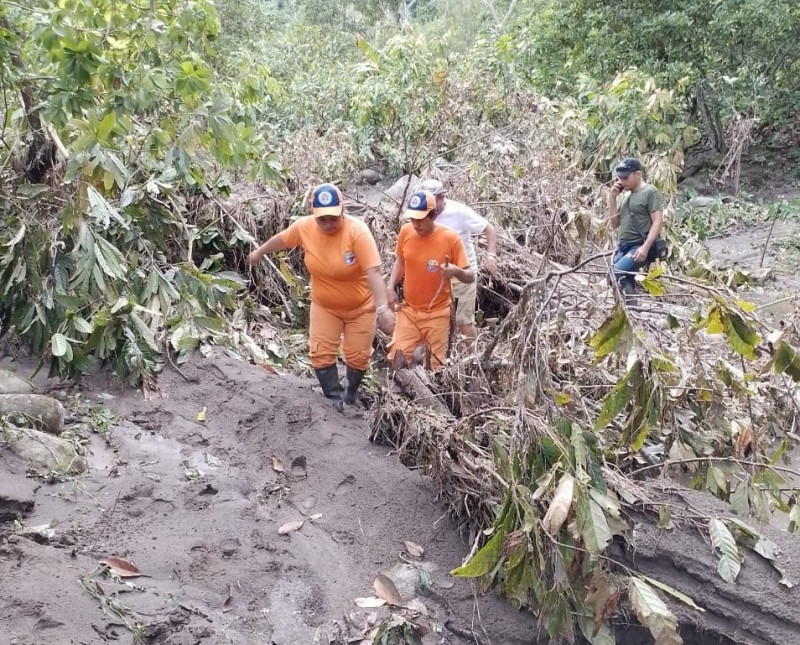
[0,353,539,645]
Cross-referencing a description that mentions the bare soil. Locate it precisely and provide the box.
[0,353,539,645]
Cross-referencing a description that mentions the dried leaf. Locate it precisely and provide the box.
[197,407,207,422]
[100,557,142,578]
[404,541,424,558]
[373,573,402,606]
[628,577,682,645]
[271,455,284,472]
[354,597,387,608]
[278,520,304,535]
[543,473,575,536]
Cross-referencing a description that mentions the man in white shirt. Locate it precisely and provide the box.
[419,179,498,344]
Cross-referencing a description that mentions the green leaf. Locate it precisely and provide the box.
[451,524,508,578]
[51,333,70,357]
[705,304,725,335]
[595,361,637,429]
[628,577,682,645]
[577,493,612,554]
[97,111,116,142]
[769,341,800,382]
[725,312,761,359]
[708,519,741,583]
[73,317,94,334]
[641,264,665,296]
[590,307,628,358]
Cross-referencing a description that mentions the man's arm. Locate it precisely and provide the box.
[608,184,622,229]
[386,257,405,310]
[632,210,663,263]
[248,233,288,266]
[443,260,474,284]
[482,222,498,274]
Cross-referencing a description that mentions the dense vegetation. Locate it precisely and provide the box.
[3,0,800,642]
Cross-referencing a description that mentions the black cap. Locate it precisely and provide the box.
[615,157,642,177]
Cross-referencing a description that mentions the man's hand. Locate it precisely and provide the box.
[609,181,623,198]
[377,310,396,335]
[247,250,262,267]
[632,246,649,263]
[386,288,398,312]
[442,255,459,279]
[483,254,498,274]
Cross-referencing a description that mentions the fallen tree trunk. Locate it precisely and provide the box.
[0,394,65,435]
[608,479,800,645]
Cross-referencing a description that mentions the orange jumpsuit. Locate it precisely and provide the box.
[281,215,381,370]
[389,224,469,368]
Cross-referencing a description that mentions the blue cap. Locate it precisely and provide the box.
[311,183,343,216]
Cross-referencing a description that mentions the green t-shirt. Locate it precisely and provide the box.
[617,184,663,245]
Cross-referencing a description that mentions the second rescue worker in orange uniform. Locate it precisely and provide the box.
[387,191,474,368]
[248,183,395,406]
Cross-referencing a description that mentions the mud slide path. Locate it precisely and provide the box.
[0,353,538,644]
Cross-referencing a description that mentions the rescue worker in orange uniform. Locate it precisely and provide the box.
[386,191,473,368]
[248,183,395,406]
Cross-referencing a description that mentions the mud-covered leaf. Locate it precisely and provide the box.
[278,520,304,535]
[542,473,575,536]
[729,481,749,516]
[404,541,424,558]
[451,524,507,578]
[595,364,635,429]
[222,586,233,613]
[753,537,779,562]
[708,519,740,583]
[657,506,673,530]
[789,504,800,534]
[271,455,284,472]
[590,307,628,358]
[100,557,142,578]
[640,575,704,612]
[767,340,800,382]
[354,596,387,608]
[373,573,402,606]
[628,577,683,645]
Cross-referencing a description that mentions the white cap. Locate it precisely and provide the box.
[419,179,445,196]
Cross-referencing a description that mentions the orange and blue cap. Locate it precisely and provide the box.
[311,183,344,217]
[403,191,437,220]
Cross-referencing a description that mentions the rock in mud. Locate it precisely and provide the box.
[386,174,420,201]
[358,168,381,185]
[4,426,86,475]
[0,394,64,435]
[0,370,34,395]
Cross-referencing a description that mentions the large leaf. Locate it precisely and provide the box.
[628,577,683,645]
[724,312,761,359]
[51,333,70,357]
[451,524,508,578]
[595,361,637,429]
[542,473,575,536]
[708,519,741,583]
[589,307,628,358]
[576,493,612,554]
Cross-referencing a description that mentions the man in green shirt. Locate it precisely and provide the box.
[607,157,664,293]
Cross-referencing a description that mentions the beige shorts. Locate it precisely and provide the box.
[450,279,477,326]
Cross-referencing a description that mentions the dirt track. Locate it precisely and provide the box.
[0,353,538,644]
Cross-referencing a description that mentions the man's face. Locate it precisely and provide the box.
[411,213,436,237]
[315,215,343,235]
[434,193,446,214]
[617,170,641,190]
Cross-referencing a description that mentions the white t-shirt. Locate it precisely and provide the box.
[435,199,488,273]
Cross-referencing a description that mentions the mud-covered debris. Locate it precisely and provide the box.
[278,520,304,535]
[373,573,402,606]
[100,557,142,578]
[403,541,424,558]
[271,455,284,472]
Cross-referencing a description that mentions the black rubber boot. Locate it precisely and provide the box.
[343,366,366,405]
[314,365,343,406]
